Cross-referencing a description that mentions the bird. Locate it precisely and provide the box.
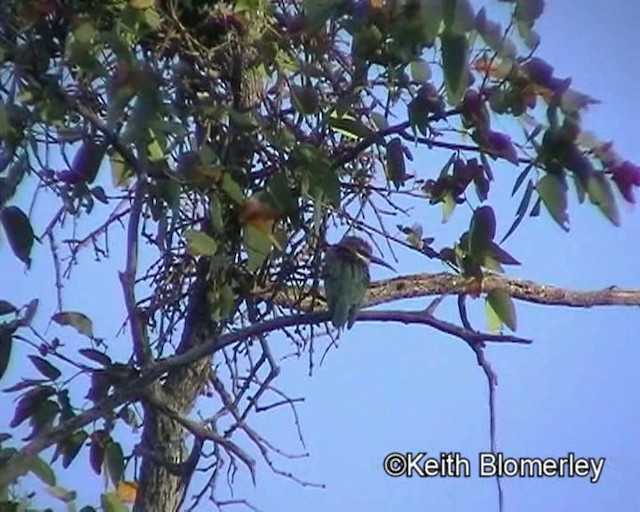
[322,236,395,330]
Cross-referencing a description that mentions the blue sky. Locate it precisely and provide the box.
[1,1,639,511]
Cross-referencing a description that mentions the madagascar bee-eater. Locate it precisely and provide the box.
[322,236,394,330]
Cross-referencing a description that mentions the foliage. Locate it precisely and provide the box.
[0,0,638,510]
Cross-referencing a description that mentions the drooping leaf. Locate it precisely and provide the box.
[587,172,620,226]
[243,226,273,272]
[441,31,470,106]
[28,356,61,381]
[30,456,56,486]
[20,298,39,327]
[1,205,35,266]
[469,205,496,260]
[442,192,457,223]
[0,326,13,382]
[105,441,125,485]
[537,174,569,231]
[386,138,407,189]
[486,289,517,331]
[501,179,534,243]
[221,174,245,204]
[102,491,129,512]
[52,311,94,338]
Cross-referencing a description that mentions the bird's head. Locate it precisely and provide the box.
[334,236,395,271]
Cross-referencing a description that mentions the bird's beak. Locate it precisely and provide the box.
[369,254,396,272]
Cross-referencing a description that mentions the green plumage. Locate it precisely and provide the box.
[323,236,393,330]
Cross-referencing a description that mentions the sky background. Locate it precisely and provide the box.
[1,1,639,511]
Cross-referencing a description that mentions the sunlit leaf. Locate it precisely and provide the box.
[46,485,77,503]
[537,174,569,231]
[410,59,432,84]
[30,456,56,486]
[441,31,470,105]
[102,491,129,512]
[587,172,620,226]
[486,289,517,331]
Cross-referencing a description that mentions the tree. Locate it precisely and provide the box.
[0,0,638,510]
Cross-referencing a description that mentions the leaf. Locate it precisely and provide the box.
[537,174,569,231]
[106,441,125,485]
[52,311,94,338]
[328,115,375,140]
[30,456,56,486]
[0,300,17,316]
[1,205,35,266]
[243,226,273,272]
[511,163,533,196]
[485,298,502,333]
[110,153,130,188]
[185,230,218,257]
[116,481,138,504]
[10,385,56,428]
[442,192,456,223]
[410,59,431,84]
[386,138,407,190]
[515,0,545,22]
[20,298,39,327]
[61,430,87,468]
[28,356,61,381]
[78,349,112,366]
[488,242,521,265]
[501,179,534,243]
[486,289,517,331]
[46,485,77,503]
[102,492,129,512]
[90,434,106,475]
[587,173,620,227]
[291,85,320,116]
[441,31,470,106]
[469,205,496,260]
[0,327,12,382]
[221,174,245,204]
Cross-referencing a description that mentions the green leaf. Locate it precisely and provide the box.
[485,298,502,333]
[0,326,13,382]
[1,206,35,266]
[46,485,77,503]
[101,492,129,512]
[52,311,94,338]
[442,192,456,223]
[586,172,620,227]
[328,115,375,140]
[243,226,272,272]
[441,31,469,106]
[469,205,496,261]
[410,59,431,84]
[221,174,245,204]
[185,230,218,257]
[105,441,125,485]
[537,174,569,231]
[110,154,130,188]
[30,456,56,486]
[385,138,407,190]
[486,289,517,331]
[28,356,61,381]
